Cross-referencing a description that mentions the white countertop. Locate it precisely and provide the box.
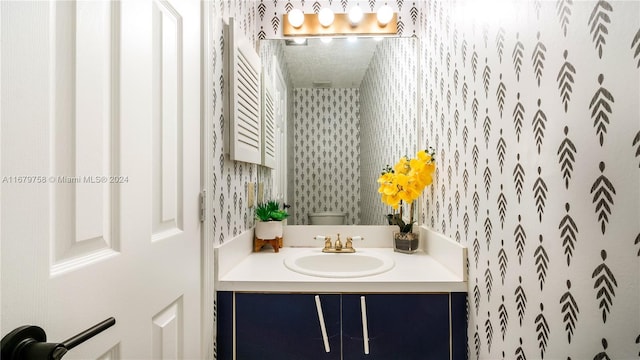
[215,226,468,293]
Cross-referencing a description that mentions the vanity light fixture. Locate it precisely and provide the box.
[282,10,397,37]
[376,5,394,25]
[293,37,307,45]
[320,37,333,44]
[318,8,335,27]
[348,5,364,25]
[288,8,305,28]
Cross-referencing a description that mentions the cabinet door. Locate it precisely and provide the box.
[451,292,468,360]
[342,294,450,360]
[217,291,234,360]
[235,293,341,360]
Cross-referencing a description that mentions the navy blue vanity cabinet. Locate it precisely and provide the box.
[342,294,450,360]
[218,291,468,360]
[234,293,341,360]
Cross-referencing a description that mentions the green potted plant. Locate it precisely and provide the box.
[254,200,289,240]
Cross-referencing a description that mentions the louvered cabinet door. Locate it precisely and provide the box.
[226,17,262,164]
[262,71,277,168]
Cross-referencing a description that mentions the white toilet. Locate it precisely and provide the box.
[308,212,346,225]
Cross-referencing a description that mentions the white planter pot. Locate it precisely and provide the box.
[255,221,283,240]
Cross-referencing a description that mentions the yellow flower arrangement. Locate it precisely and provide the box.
[377,148,436,232]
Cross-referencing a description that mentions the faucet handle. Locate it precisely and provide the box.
[324,236,332,250]
[345,236,353,249]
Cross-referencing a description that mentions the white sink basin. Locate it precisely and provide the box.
[284,250,395,278]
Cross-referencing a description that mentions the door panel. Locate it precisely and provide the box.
[342,294,450,360]
[50,0,121,274]
[151,0,184,241]
[152,298,184,359]
[1,0,201,358]
[235,293,341,360]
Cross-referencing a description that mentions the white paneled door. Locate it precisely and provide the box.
[1,0,202,359]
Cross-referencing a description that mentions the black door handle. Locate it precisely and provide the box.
[1,317,116,360]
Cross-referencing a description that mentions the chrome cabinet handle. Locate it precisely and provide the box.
[314,295,331,353]
[1,317,116,360]
[360,296,370,355]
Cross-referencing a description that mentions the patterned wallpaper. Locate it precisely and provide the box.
[207,1,265,358]
[360,37,419,225]
[259,38,295,207]
[256,0,423,229]
[292,88,361,225]
[256,0,419,39]
[211,1,640,359]
[289,37,418,226]
[418,0,640,359]
[207,1,264,248]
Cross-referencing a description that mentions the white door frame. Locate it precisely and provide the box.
[201,2,216,359]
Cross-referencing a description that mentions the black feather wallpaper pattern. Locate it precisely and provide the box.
[210,1,639,359]
[292,88,361,225]
[417,0,639,358]
[359,37,419,225]
[290,38,418,226]
[208,1,264,249]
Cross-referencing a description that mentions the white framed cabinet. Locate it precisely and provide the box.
[217,292,467,360]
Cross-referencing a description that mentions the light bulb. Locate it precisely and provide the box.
[377,5,393,25]
[348,5,364,25]
[293,37,307,44]
[321,37,332,44]
[288,9,304,28]
[318,8,335,27]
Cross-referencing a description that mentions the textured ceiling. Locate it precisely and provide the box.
[282,38,380,88]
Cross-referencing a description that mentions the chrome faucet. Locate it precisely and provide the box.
[322,233,356,253]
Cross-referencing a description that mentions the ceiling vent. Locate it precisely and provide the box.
[285,39,308,46]
[312,81,332,88]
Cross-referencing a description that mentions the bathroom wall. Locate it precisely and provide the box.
[292,88,361,225]
[359,38,419,225]
[418,0,640,358]
[207,1,262,358]
[288,36,419,226]
[214,0,639,358]
[205,1,295,242]
[208,1,264,246]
